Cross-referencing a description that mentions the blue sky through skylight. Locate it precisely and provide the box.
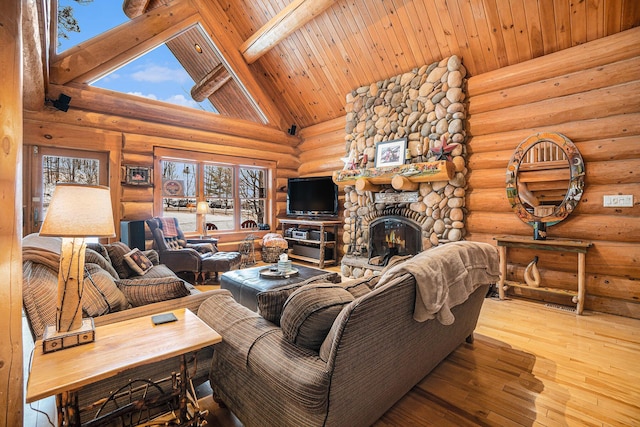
[57,0,216,112]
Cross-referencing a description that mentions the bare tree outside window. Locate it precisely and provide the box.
[57,0,94,45]
[240,167,266,224]
[42,155,100,216]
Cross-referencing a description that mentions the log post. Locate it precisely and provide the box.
[0,1,24,425]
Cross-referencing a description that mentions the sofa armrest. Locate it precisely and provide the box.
[93,289,229,327]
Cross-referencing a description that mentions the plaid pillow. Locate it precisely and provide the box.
[83,263,130,316]
[280,284,354,351]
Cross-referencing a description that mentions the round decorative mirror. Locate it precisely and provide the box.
[506,132,585,228]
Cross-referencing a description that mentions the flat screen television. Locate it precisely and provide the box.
[287,176,338,217]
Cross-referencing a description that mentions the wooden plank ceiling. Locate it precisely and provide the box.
[102,0,640,130]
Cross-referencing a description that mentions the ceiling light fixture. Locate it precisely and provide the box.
[194,43,203,53]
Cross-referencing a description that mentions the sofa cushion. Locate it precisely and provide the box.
[280,284,354,351]
[83,263,130,316]
[22,260,130,339]
[123,248,154,276]
[116,277,191,307]
[105,241,136,279]
[256,273,343,325]
[85,247,119,279]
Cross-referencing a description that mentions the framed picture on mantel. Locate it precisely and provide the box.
[375,138,407,168]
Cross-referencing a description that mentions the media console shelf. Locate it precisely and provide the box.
[494,235,592,314]
[280,218,342,269]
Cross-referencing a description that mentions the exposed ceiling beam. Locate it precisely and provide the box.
[240,0,338,64]
[122,0,151,19]
[191,64,232,102]
[50,0,198,85]
[192,0,294,131]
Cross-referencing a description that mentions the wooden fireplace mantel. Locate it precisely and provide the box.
[332,160,454,190]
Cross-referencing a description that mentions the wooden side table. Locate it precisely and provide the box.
[494,235,592,314]
[26,308,222,426]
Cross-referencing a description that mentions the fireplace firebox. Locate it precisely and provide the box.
[368,216,422,266]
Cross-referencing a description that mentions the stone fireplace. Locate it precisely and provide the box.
[368,214,422,265]
[340,55,469,278]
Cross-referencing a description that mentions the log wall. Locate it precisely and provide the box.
[23,88,298,252]
[466,28,640,318]
[298,28,640,319]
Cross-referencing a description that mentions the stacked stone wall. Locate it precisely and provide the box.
[341,55,469,278]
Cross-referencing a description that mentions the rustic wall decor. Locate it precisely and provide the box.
[124,165,152,186]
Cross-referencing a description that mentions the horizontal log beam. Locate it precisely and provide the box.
[51,1,199,85]
[467,26,640,96]
[333,161,454,185]
[122,0,151,19]
[468,113,640,153]
[469,56,640,115]
[240,0,338,64]
[44,84,296,146]
[468,81,640,136]
[191,64,232,102]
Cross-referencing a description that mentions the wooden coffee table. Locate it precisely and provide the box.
[26,308,221,426]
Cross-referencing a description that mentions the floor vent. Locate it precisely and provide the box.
[544,303,576,313]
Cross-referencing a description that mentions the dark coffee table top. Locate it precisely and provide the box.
[220,264,340,310]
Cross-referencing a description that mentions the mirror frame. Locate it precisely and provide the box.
[506,132,585,226]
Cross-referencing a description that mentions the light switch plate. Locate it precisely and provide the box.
[603,195,634,207]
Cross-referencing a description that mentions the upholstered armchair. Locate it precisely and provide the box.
[146,217,242,283]
[146,217,212,277]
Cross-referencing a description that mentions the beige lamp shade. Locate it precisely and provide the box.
[196,201,209,215]
[40,184,116,238]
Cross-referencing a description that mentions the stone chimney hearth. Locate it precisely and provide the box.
[340,56,469,279]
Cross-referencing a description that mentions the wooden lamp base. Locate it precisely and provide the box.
[42,318,95,353]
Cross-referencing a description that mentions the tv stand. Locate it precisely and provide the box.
[280,218,341,269]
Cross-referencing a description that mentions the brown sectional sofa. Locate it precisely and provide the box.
[197,241,500,427]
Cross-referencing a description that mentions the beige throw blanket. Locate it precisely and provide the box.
[378,241,500,324]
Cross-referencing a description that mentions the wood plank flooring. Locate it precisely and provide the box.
[24,295,640,426]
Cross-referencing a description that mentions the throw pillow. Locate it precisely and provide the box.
[105,241,135,279]
[256,272,340,325]
[85,247,119,279]
[280,284,354,351]
[123,248,154,276]
[116,277,190,307]
[83,263,130,316]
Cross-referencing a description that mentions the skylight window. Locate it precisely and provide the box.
[54,1,265,122]
[91,44,218,113]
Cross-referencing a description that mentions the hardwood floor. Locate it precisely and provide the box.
[24,294,640,426]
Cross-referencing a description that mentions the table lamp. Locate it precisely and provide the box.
[196,201,209,237]
[39,184,115,353]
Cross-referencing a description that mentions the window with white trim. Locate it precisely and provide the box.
[157,150,273,234]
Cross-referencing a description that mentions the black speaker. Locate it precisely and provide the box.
[52,93,71,112]
[120,220,146,251]
[288,124,297,135]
